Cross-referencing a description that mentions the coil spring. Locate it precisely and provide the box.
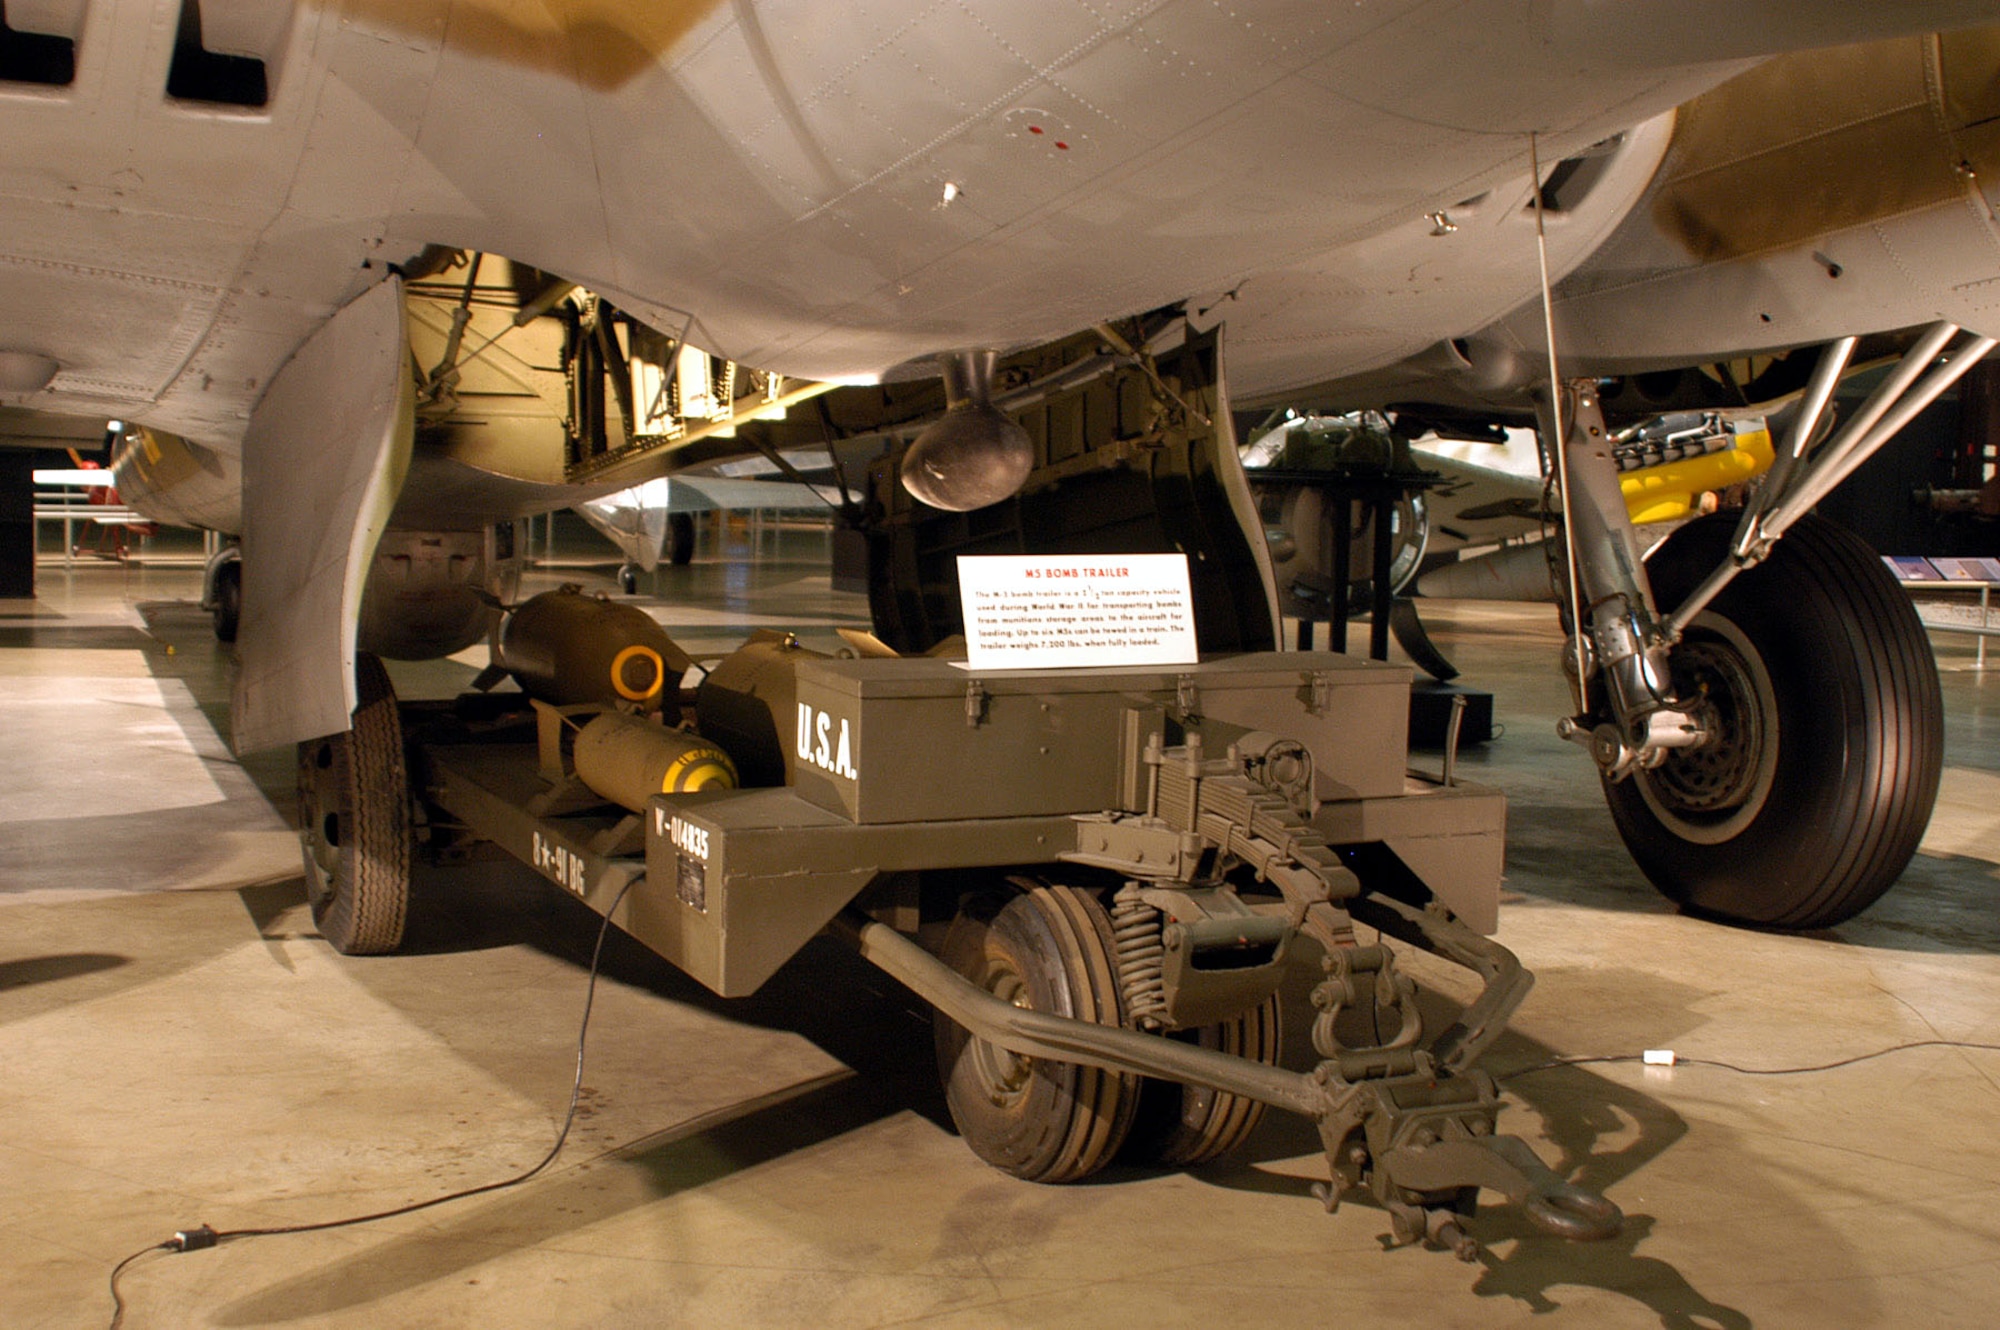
[1112,883,1168,1031]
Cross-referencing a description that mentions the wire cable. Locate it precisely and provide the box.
[107,1242,176,1330]
[107,877,640,1329]
[1499,1038,2000,1083]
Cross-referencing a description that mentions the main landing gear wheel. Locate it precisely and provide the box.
[1121,993,1281,1167]
[616,563,640,595]
[297,652,412,954]
[933,880,1139,1183]
[1606,513,1943,929]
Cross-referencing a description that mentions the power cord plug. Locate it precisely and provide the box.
[170,1224,218,1252]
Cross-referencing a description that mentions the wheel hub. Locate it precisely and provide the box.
[1650,638,1764,813]
[1632,613,1781,844]
[971,967,1035,1106]
[298,736,344,907]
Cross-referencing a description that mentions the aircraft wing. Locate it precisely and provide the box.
[1409,437,1548,553]
[4,0,1994,456]
[573,474,852,571]
[655,476,851,514]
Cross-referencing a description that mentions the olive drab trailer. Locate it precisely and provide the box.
[319,614,1620,1257]
[301,322,1622,1260]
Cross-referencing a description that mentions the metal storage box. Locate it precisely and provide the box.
[787,651,1411,824]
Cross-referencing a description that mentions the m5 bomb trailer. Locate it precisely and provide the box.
[301,324,1619,1258]
[308,591,1619,1260]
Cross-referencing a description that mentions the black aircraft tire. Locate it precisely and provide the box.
[668,512,696,565]
[1605,513,1943,929]
[933,881,1139,1183]
[1121,992,1280,1168]
[297,653,411,954]
[212,559,241,644]
[617,563,640,595]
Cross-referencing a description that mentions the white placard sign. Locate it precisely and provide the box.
[955,554,1199,670]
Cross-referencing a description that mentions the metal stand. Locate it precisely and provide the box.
[1901,577,1997,670]
[1262,472,1422,661]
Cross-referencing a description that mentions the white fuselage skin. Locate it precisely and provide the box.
[11,2,2000,466]
[12,0,1998,472]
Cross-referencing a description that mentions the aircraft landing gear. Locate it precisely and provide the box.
[616,563,640,595]
[1604,513,1942,929]
[297,653,411,954]
[1539,329,1980,928]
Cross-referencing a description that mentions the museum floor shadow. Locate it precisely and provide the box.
[210,1069,902,1326]
[0,951,128,992]
[214,880,1764,1330]
[336,858,954,1128]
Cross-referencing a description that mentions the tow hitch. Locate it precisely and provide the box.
[835,890,1620,1257]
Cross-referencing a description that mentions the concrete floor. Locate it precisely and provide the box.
[5,528,2000,1329]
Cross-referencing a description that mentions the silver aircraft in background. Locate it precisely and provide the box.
[7,1,2000,933]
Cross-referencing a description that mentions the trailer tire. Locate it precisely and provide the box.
[933,881,1138,1183]
[297,653,411,954]
[1121,992,1281,1168]
[1605,513,1943,929]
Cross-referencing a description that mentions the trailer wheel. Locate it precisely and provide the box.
[1605,513,1943,928]
[933,881,1139,1183]
[1122,993,1281,1167]
[297,653,411,954]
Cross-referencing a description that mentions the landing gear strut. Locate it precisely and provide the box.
[668,511,696,565]
[211,558,241,644]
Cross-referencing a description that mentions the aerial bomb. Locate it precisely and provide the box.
[694,632,828,787]
[572,711,737,812]
[494,585,694,713]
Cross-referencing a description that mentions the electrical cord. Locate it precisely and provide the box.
[1499,1038,2000,1083]
[107,877,639,1329]
[104,888,1999,1325]
[107,1243,178,1329]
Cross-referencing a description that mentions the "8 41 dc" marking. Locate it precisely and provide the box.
[532,832,586,896]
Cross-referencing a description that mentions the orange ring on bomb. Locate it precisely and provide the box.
[608,644,666,701]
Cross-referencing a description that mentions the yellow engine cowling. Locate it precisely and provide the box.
[1621,425,1774,526]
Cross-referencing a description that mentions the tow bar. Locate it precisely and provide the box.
[833,890,1621,1257]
